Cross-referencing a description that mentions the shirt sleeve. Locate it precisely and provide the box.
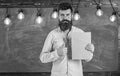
[40,31,59,63]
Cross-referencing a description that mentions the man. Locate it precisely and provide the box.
[40,2,94,76]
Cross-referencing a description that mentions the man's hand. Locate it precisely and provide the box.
[57,44,67,57]
[85,43,95,53]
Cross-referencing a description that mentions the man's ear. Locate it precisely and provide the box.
[71,14,74,20]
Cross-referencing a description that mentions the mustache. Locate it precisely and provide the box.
[60,19,70,23]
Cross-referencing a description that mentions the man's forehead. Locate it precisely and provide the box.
[59,9,71,14]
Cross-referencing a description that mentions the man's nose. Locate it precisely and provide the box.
[63,16,67,20]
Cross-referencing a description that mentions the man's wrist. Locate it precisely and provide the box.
[87,49,94,53]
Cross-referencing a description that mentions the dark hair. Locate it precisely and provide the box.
[58,2,73,12]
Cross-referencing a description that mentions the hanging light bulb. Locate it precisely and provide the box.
[110,12,117,22]
[96,5,103,16]
[17,9,25,20]
[74,10,80,20]
[4,15,11,26]
[51,9,58,19]
[35,13,43,24]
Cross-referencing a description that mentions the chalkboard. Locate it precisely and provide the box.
[77,25,118,72]
[0,8,118,72]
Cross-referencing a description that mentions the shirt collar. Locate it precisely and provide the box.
[58,26,73,38]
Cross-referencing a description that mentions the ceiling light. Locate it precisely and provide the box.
[51,9,58,19]
[74,10,80,20]
[35,13,43,24]
[17,9,25,20]
[110,12,117,22]
[4,15,11,26]
[96,5,103,16]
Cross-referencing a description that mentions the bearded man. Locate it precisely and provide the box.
[40,2,94,76]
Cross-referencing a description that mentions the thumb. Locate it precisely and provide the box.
[60,44,65,48]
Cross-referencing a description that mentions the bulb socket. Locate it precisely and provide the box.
[74,10,79,14]
[53,8,57,12]
[112,12,117,15]
[96,5,101,10]
[6,14,10,18]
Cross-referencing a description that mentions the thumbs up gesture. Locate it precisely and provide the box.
[57,44,68,57]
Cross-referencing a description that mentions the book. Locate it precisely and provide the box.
[71,32,91,60]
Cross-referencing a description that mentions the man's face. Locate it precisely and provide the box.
[58,9,72,21]
[58,9,72,31]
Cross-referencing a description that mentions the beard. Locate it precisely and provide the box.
[58,19,72,32]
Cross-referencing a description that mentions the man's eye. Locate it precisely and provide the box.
[67,14,70,16]
[61,14,64,16]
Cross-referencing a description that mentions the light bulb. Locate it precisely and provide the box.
[96,9,103,16]
[51,9,58,19]
[18,12,25,20]
[74,13,80,20]
[110,14,116,22]
[52,11,58,19]
[36,15,43,24]
[4,15,11,26]
[110,12,117,22]
[74,11,80,21]
[96,6,103,16]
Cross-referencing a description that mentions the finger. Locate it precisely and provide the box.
[86,44,95,52]
[88,44,94,50]
[60,44,65,48]
[63,48,67,54]
[85,44,91,50]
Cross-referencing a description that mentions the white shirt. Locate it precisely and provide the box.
[40,26,93,76]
